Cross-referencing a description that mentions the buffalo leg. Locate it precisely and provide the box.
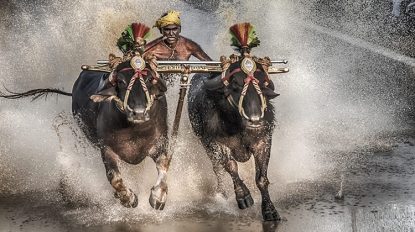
[149,154,168,210]
[223,158,254,209]
[254,147,281,221]
[102,147,138,208]
[206,150,228,198]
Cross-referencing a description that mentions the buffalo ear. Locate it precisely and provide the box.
[156,78,167,93]
[204,75,224,91]
[266,80,275,91]
[150,81,167,99]
[97,86,117,96]
[90,87,117,103]
[262,87,280,99]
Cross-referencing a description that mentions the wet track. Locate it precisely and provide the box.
[1,0,415,231]
[1,141,415,232]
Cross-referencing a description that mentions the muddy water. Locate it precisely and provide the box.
[1,141,415,231]
[1,0,415,231]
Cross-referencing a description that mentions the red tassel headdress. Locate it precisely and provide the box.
[131,23,150,42]
[117,23,151,54]
[229,22,260,52]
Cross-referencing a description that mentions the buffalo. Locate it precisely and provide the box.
[1,56,171,210]
[73,57,170,209]
[187,58,281,221]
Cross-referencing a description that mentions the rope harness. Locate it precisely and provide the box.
[114,67,155,113]
[221,67,267,119]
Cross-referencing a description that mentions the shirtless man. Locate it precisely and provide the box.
[144,10,212,61]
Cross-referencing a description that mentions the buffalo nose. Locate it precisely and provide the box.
[131,108,150,121]
[249,115,260,122]
[132,108,145,116]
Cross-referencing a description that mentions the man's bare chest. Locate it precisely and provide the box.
[149,43,192,60]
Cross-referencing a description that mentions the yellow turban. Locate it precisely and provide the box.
[154,10,181,29]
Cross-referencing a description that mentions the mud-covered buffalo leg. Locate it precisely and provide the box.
[254,141,281,221]
[223,156,254,209]
[211,161,228,199]
[101,146,138,208]
[205,146,228,198]
[149,154,169,210]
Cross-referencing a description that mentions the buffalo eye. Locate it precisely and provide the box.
[231,81,242,91]
[117,79,127,87]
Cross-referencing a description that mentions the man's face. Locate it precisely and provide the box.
[161,24,181,45]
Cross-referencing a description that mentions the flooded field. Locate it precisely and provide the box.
[1,0,415,231]
[1,141,415,231]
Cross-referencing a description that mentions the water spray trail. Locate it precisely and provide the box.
[299,21,415,67]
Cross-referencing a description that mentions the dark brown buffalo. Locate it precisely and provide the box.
[0,57,170,210]
[187,60,281,221]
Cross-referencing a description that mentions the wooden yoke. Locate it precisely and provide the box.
[80,55,289,169]
[81,58,289,74]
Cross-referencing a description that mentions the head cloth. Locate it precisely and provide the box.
[154,10,181,29]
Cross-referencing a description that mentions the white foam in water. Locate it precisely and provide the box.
[0,0,413,225]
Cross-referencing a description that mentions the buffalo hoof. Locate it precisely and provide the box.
[129,193,139,208]
[236,194,254,209]
[116,189,138,208]
[262,205,281,221]
[149,196,165,210]
[149,185,167,210]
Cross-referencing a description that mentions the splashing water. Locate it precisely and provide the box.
[0,0,414,227]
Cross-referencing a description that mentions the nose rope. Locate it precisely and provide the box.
[226,71,267,120]
[251,78,267,118]
[238,81,250,119]
[118,68,153,113]
[138,75,154,112]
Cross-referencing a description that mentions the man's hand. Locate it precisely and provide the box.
[108,53,122,70]
[144,52,160,80]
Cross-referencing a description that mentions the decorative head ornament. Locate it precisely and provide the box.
[229,23,260,53]
[154,10,181,29]
[117,23,151,54]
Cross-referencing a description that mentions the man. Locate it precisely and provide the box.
[144,10,212,61]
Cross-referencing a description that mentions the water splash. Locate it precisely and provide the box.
[0,0,414,225]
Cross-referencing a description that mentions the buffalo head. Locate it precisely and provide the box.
[205,59,279,129]
[90,56,167,124]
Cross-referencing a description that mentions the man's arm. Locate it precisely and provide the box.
[186,39,212,61]
[144,36,164,53]
[193,44,212,61]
